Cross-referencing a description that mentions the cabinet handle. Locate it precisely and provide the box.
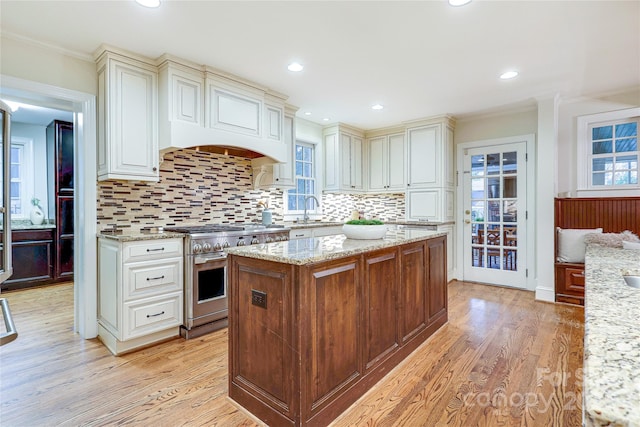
[146,247,165,252]
[146,275,165,281]
[153,167,157,172]
[146,311,165,318]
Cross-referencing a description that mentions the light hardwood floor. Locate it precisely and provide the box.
[0,281,583,426]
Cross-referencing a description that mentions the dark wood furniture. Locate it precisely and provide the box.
[1,229,55,291]
[554,197,640,305]
[47,120,74,281]
[228,235,447,427]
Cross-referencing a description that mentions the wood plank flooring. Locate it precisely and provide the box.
[0,281,583,426]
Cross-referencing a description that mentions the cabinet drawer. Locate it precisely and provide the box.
[290,229,312,240]
[123,258,183,301]
[123,239,182,263]
[123,293,182,340]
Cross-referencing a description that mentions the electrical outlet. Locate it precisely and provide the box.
[251,290,267,309]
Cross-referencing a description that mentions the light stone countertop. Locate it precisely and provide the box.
[225,228,446,265]
[8,220,56,230]
[284,220,454,230]
[97,231,185,242]
[584,245,640,427]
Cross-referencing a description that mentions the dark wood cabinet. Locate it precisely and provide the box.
[1,229,55,291]
[228,235,447,427]
[47,120,74,282]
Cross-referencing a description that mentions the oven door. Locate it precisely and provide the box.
[190,254,228,327]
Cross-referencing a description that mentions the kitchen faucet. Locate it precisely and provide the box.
[303,195,320,224]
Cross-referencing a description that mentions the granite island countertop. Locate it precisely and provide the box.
[225,228,446,265]
[584,245,640,427]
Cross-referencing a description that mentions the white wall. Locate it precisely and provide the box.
[295,117,323,144]
[10,122,49,218]
[557,89,640,196]
[0,35,96,95]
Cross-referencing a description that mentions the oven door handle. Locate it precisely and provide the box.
[194,254,227,265]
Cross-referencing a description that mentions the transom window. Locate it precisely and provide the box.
[590,120,638,186]
[286,142,318,213]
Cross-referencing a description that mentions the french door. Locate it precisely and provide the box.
[1,100,17,345]
[462,142,527,288]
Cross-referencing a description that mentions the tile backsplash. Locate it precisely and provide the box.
[97,148,405,232]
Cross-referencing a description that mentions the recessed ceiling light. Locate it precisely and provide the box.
[135,0,161,7]
[500,71,519,80]
[304,111,312,116]
[287,62,304,72]
[371,104,384,110]
[322,118,330,122]
[448,0,472,6]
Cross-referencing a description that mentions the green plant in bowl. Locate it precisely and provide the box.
[345,219,385,225]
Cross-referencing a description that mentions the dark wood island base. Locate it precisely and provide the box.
[228,233,447,426]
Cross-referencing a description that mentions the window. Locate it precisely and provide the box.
[577,108,640,194]
[590,120,638,186]
[286,142,319,214]
[7,137,34,218]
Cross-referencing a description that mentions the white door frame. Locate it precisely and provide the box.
[456,134,536,291]
[0,75,98,338]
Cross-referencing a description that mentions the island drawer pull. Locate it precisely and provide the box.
[146,247,165,252]
[146,311,165,318]
[146,275,165,281]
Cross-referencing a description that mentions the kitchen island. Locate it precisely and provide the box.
[584,245,640,427]
[226,229,448,427]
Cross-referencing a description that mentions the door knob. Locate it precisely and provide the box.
[465,219,471,224]
[465,210,470,215]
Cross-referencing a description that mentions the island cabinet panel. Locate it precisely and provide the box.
[364,249,399,371]
[427,236,448,322]
[229,257,297,424]
[303,259,361,413]
[399,242,428,343]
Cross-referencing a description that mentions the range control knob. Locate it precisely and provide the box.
[193,243,203,254]
[251,237,260,245]
[266,236,274,243]
[222,241,230,249]
[202,243,212,253]
[237,239,246,246]
[213,242,222,251]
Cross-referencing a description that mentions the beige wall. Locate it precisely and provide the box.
[0,35,96,95]
[557,89,640,195]
[454,108,538,145]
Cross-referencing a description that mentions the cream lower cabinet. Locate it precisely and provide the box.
[98,237,184,355]
[289,225,343,240]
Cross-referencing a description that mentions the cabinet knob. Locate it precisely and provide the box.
[153,166,157,172]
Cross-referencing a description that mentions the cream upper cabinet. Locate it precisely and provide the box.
[405,116,455,222]
[272,113,295,187]
[158,57,204,128]
[367,132,405,192]
[96,48,159,181]
[324,125,365,192]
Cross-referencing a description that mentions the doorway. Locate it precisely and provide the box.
[0,75,97,338]
[457,135,535,290]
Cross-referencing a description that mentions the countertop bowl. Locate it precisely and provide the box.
[342,224,388,240]
[623,275,640,289]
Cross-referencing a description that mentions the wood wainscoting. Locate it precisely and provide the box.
[554,196,640,305]
[0,280,583,426]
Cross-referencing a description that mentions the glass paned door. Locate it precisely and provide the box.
[0,102,12,283]
[463,142,527,289]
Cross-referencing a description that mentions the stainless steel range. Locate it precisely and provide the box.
[164,223,290,339]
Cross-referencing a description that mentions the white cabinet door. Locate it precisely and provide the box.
[407,125,440,188]
[341,133,353,190]
[273,115,295,188]
[169,68,203,126]
[407,189,441,221]
[350,135,364,190]
[368,136,386,191]
[324,133,340,191]
[387,133,405,190]
[265,105,283,141]
[98,56,159,181]
[209,88,262,136]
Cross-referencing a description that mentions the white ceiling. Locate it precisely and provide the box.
[1,0,638,130]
